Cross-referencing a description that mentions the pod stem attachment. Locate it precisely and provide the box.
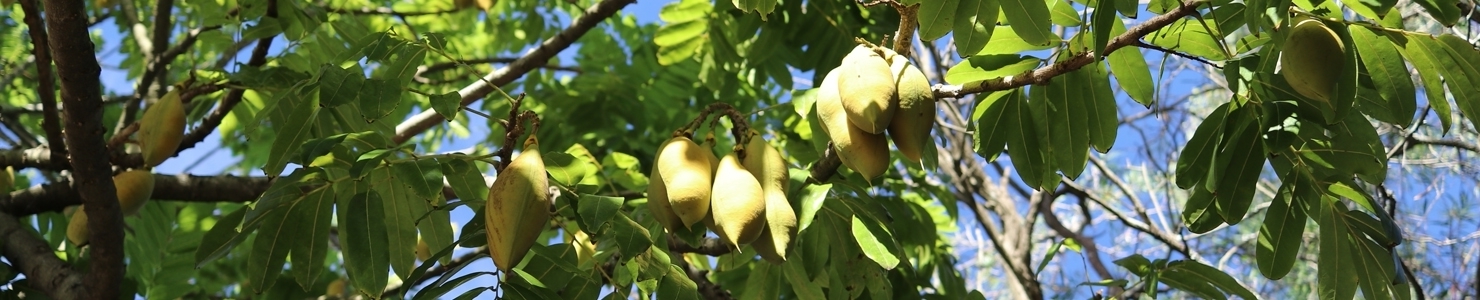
[676,103,753,159]
[493,93,542,172]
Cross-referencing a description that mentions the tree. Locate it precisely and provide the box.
[2,0,1478,298]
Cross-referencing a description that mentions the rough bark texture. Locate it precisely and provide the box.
[42,0,123,297]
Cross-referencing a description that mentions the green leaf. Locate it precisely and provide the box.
[1183,183,1224,234]
[1176,102,1229,189]
[1039,73,1089,179]
[340,191,390,296]
[440,158,488,205]
[944,55,1040,85]
[795,183,832,232]
[953,0,1000,57]
[920,0,963,41]
[264,93,321,177]
[1435,34,1480,129]
[611,214,653,256]
[317,64,367,108]
[742,263,784,300]
[357,79,402,122]
[785,258,826,300]
[1166,260,1258,300]
[289,187,335,289]
[391,158,443,199]
[372,167,425,280]
[1318,201,1359,300]
[1410,0,1459,26]
[733,0,778,19]
[972,90,1016,161]
[659,265,701,300]
[1005,89,1053,189]
[1105,16,1155,106]
[543,151,587,188]
[576,194,623,230]
[1348,230,1397,300]
[1391,34,1452,132]
[246,202,294,294]
[1256,175,1308,280]
[1083,64,1118,153]
[194,206,249,268]
[429,91,461,121]
[1344,210,1396,248]
[1146,19,1228,61]
[417,195,455,265]
[1037,239,1065,276]
[850,215,900,269]
[1048,0,1081,27]
[1092,0,1116,58]
[601,151,649,191]
[980,26,1062,55]
[999,0,1055,46]
[1328,21,1362,125]
[1214,105,1264,224]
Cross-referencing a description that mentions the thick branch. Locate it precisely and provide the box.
[18,0,66,160]
[0,211,84,299]
[392,0,637,144]
[0,174,271,217]
[43,0,123,296]
[931,0,1206,98]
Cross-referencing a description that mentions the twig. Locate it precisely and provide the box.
[391,0,638,144]
[1134,41,1222,69]
[675,255,734,300]
[18,0,66,161]
[931,0,1208,98]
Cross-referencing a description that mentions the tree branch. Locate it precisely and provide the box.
[1037,194,1118,293]
[414,57,582,83]
[0,211,84,299]
[43,0,124,296]
[931,0,1207,98]
[18,0,66,162]
[391,0,637,144]
[668,236,734,256]
[0,173,271,217]
[675,255,734,300]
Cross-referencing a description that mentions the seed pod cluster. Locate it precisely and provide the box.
[645,130,803,262]
[485,135,551,272]
[819,44,938,182]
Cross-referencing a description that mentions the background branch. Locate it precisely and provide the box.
[0,173,271,217]
[391,0,638,144]
[18,0,66,161]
